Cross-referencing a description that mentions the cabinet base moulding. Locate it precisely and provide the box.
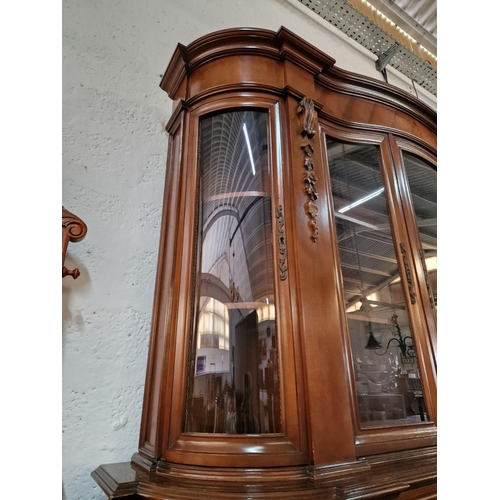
[92,447,436,500]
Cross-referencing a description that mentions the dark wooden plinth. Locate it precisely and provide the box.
[92,446,436,499]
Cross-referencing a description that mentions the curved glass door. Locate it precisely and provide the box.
[401,150,437,309]
[326,137,429,428]
[185,109,281,434]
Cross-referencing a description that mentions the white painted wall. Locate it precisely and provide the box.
[62,1,436,499]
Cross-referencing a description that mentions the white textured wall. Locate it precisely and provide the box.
[62,1,436,499]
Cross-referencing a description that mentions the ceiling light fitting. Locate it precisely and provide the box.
[242,123,256,176]
[338,187,384,213]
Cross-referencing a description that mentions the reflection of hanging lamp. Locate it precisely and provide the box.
[364,321,383,350]
[364,312,416,358]
[359,298,383,350]
[358,296,372,313]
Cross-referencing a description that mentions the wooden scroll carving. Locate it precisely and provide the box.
[419,248,435,309]
[276,205,288,280]
[298,97,319,243]
[62,206,88,279]
[400,242,416,304]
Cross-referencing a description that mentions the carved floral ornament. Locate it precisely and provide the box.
[400,242,416,304]
[297,97,319,243]
[419,248,435,309]
[276,205,288,280]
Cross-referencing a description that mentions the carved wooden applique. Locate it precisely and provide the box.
[419,248,435,309]
[297,97,316,138]
[298,97,319,242]
[62,206,88,279]
[400,242,416,304]
[276,205,288,280]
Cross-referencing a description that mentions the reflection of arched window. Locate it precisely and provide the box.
[256,303,275,323]
[197,297,229,350]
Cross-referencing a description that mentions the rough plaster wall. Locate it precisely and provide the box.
[62,1,437,499]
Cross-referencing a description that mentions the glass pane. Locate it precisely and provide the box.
[401,151,437,309]
[326,138,429,428]
[185,110,281,434]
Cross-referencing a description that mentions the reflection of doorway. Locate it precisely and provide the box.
[234,311,259,433]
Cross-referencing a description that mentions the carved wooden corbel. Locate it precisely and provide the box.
[62,206,88,279]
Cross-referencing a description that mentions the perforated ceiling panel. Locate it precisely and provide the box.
[297,0,437,96]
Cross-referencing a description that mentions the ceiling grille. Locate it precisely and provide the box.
[297,0,437,96]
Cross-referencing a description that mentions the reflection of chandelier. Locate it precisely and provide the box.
[356,352,398,385]
[364,312,415,359]
[229,281,240,302]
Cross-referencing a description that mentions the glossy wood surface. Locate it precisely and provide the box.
[159,95,308,468]
[94,26,437,499]
[160,27,435,149]
[93,446,436,499]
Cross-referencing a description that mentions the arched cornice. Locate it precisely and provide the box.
[160,26,435,135]
[317,65,436,133]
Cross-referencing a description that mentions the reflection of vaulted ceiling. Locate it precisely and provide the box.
[328,141,398,307]
[402,150,437,248]
[198,112,436,316]
[200,111,274,306]
[326,139,436,310]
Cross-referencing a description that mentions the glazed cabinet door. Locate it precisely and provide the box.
[320,125,437,456]
[156,95,308,470]
[389,137,437,363]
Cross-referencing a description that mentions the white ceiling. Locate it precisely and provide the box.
[371,0,436,51]
[392,0,436,36]
[297,0,437,96]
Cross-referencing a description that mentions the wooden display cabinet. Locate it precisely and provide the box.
[93,26,437,499]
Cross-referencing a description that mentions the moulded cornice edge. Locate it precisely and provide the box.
[159,27,436,135]
[318,66,436,131]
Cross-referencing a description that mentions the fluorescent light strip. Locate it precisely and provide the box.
[338,187,384,213]
[242,123,256,176]
[360,0,437,61]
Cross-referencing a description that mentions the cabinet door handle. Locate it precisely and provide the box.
[276,205,288,281]
[400,242,416,304]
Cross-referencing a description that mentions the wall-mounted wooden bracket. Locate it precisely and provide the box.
[62,206,88,279]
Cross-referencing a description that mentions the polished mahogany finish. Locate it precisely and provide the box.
[62,206,87,279]
[93,26,437,499]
